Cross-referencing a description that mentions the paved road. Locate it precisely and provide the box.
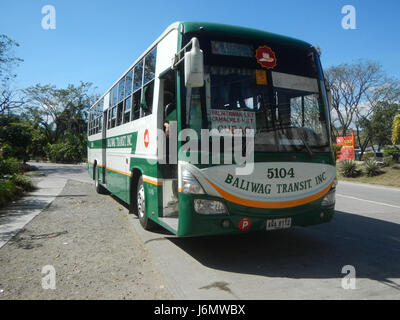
[2,163,399,299]
[132,179,400,299]
[0,163,92,248]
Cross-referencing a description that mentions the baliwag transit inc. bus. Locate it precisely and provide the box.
[87,22,336,237]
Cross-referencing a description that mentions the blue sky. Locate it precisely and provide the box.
[1,0,399,96]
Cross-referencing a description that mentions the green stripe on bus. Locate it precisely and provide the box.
[88,132,138,152]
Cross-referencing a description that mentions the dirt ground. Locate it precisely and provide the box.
[0,179,171,300]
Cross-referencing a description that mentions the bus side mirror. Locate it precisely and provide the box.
[184,38,204,88]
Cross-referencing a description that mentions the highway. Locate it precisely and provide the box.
[1,163,399,299]
[132,179,400,299]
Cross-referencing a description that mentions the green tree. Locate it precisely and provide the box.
[27,125,48,160]
[358,102,400,151]
[0,115,32,161]
[0,34,24,114]
[325,60,386,138]
[23,82,98,162]
[325,60,400,157]
[393,114,400,145]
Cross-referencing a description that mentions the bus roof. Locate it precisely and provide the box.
[180,21,312,49]
[89,21,313,111]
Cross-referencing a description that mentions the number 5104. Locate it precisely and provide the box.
[267,168,295,179]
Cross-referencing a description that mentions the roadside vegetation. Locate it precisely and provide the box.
[337,147,400,188]
[1,34,98,207]
[337,163,400,188]
[0,156,35,207]
[327,59,400,189]
[0,34,98,165]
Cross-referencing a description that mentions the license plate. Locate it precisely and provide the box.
[266,218,292,230]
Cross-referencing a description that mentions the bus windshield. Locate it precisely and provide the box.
[183,40,330,153]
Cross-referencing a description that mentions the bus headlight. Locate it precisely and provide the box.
[181,169,205,194]
[321,178,337,207]
[321,190,336,207]
[194,199,228,215]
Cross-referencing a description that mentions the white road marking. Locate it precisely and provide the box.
[336,194,400,209]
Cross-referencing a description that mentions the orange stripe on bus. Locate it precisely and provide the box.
[90,162,161,184]
[205,178,334,209]
[88,161,104,168]
[143,178,163,186]
[106,166,132,177]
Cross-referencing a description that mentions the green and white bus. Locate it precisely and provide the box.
[88,22,336,237]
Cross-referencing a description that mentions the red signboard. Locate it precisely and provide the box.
[336,131,355,161]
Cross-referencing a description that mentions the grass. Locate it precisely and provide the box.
[337,164,400,188]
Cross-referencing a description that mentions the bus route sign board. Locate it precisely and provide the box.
[210,109,256,136]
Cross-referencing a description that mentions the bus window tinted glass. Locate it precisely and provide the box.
[112,85,118,106]
[132,90,141,120]
[124,96,131,123]
[111,106,116,128]
[142,81,154,116]
[125,70,132,97]
[134,61,143,92]
[118,80,125,102]
[144,48,156,84]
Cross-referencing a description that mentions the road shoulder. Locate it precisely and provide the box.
[0,179,171,299]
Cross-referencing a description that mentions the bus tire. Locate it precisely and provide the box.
[136,176,156,230]
[94,166,107,194]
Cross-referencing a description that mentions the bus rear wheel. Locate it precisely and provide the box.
[136,176,156,230]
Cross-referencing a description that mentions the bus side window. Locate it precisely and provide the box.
[111,106,116,128]
[117,101,123,126]
[141,81,154,117]
[124,96,131,123]
[98,115,103,133]
[132,90,141,120]
[140,48,156,118]
[107,109,111,129]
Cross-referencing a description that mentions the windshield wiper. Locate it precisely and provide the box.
[298,131,314,158]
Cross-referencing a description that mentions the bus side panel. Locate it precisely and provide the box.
[104,152,128,202]
[87,134,103,178]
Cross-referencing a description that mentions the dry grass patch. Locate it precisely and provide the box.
[337,165,400,188]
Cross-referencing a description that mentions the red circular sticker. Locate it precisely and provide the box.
[256,46,277,69]
[144,129,149,148]
[238,218,251,231]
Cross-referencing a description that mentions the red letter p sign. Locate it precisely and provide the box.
[238,218,251,231]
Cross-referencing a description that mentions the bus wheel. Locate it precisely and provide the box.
[136,176,155,230]
[94,166,107,194]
